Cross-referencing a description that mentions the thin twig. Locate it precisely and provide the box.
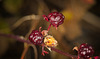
[47,24,51,31]
[31,44,38,59]
[0,33,32,44]
[51,47,77,59]
[0,33,78,59]
[21,45,29,59]
[12,15,40,30]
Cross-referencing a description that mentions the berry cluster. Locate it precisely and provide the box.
[29,12,64,45]
[28,12,96,59]
[28,12,64,56]
[79,43,94,59]
[43,12,64,29]
[29,30,43,45]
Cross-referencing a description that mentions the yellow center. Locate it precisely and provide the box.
[44,35,57,47]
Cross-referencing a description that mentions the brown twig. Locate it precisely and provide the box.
[31,44,38,59]
[21,45,29,59]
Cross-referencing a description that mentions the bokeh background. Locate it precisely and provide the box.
[0,0,100,59]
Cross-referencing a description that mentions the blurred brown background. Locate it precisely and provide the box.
[0,0,100,59]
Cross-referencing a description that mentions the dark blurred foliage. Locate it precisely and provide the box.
[0,0,100,59]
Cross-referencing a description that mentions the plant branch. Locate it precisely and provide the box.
[0,33,78,59]
[0,33,32,44]
[21,45,29,59]
[51,47,77,59]
[47,24,51,31]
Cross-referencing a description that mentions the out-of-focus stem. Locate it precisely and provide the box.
[31,44,38,59]
[21,45,29,59]
[0,33,32,44]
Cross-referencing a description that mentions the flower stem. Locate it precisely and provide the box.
[51,47,77,59]
[0,33,32,44]
[47,24,51,31]
[0,33,78,59]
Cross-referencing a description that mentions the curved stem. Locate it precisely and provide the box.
[31,44,38,59]
[21,45,29,59]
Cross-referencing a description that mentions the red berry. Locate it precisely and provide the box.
[29,30,43,45]
[43,12,64,28]
[79,43,94,59]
